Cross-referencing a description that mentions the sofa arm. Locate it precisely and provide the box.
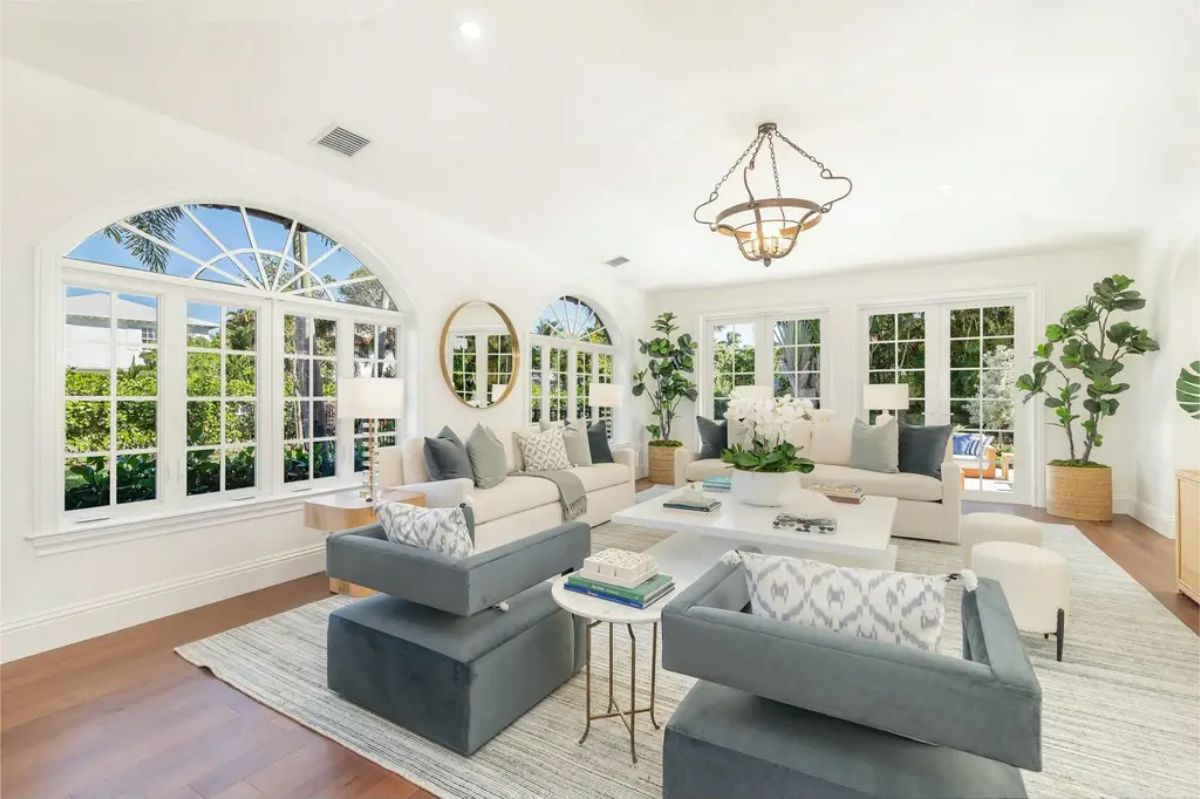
[390,477,474,507]
[673,447,699,486]
[326,521,589,616]
[940,459,962,542]
[661,560,1042,771]
[611,447,637,482]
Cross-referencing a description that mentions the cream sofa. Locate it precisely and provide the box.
[391,426,636,552]
[672,416,961,543]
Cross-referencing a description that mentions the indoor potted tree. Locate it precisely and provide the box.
[632,311,698,484]
[1016,274,1159,520]
[721,394,816,505]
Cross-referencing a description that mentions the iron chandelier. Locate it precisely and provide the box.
[693,122,853,267]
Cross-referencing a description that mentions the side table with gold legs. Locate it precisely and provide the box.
[551,576,666,763]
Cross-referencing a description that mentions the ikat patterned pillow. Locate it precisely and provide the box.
[733,551,974,652]
[517,425,572,472]
[378,501,473,559]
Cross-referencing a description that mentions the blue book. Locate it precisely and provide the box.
[563,581,675,609]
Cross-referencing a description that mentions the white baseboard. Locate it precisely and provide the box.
[1131,500,1175,538]
[0,543,326,663]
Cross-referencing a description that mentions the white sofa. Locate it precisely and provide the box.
[673,416,962,543]
[391,425,636,552]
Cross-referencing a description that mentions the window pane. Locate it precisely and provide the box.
[897,312,925,339]
[950,339,980,368]
[312,402,337,438]
[317,361,337,397]
[283,443,310,483]
[187,401,220,446]
[868,313,895,341]
[66,400,110,452]
[314,318,336,356]
[116,349,158,396]
[225,307,256,351]
[796,319,820,346]
[283,359,311,398]
[117,293,157,343]
[984,337,1015,356]
[65,456,109,510]
[899,370,926,399]
[950,369,980,398]
[354,323,374,358]
[284,314,310,354]
[66,367,109,396]
[950,399,976,427]
[225,355,256,396]
[795,346,819,372]
[226,401,256,443]
[313,441,337,478]
[187,302,221,347]
[869,343,895,370]
[226,446,256,490]
[949,308,980,337]
[116,400,156,449]
[897,341,924,370]
[188,352,220,396]
[186,449,221,495]
[116,453,156,504]
[283,401,309,441]
[983,305,1015,336]
[774,320,798,347]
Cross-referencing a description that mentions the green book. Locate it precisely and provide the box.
[567,573,674,602]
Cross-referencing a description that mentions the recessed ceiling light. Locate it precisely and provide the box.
[459,21,482,40]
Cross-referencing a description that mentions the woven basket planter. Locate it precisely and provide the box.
[1046,463,1112,521]
[648,444,678,485]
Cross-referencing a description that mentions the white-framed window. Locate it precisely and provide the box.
[528,296,616,432]
[52,203,405,531]
[702,311,829,420]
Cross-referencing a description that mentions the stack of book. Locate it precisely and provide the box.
[663,490,722,513]
[701,475,731,493]
[565,548,676,609]
[810,482,866,504]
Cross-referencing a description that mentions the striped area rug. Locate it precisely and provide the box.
[176,523,1199,799]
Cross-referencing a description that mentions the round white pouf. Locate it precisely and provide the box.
[960,512,1042,566]
[972,541,1070,660]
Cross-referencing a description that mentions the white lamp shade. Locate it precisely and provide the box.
[588,383,624,408]
[730,385,773,401]
[863,383,910,411]
[338,377,402,418]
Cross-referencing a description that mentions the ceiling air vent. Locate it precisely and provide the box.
[604,256,629,268]
[315,125,371,157]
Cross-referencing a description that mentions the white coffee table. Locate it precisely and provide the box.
[551,575,667,764]
[613,487,898,583]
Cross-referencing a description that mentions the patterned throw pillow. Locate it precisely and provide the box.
[517,425,572,472]
[377,501,473,559]
[732,551,973,652]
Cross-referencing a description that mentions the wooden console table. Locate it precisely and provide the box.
[304,489,426,596]
[1177,470,1199,604]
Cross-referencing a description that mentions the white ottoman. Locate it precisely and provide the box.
[960,513,1042,566]
[972,541,1069,661]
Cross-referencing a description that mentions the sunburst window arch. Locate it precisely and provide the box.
[527,295,618,430]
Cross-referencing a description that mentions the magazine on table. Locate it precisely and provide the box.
[772,512,838,535]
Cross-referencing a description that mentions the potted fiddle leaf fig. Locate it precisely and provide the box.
[632,311,698,484]
[1016,274,1159,520]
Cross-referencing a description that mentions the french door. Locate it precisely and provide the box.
[860,296,1031,504]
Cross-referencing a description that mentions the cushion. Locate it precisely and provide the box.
[424,426,472,481]
[542,420,591,466]
[377,501,474,559]
[470,476,560,524]
[684,458,732,482]
[899,423,953,479]
[587,421,614,464]
[849,418,899,473]
[466,424,508,488]
[954,433,994,457]
[567,463,630,492]
[697,416,728,460]
[808,419,852,465]
[736,551,960,652]
[783,418,814,455]
[801,464,942,501]
[518,425,571,471]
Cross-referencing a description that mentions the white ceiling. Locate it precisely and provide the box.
[3,0,1198,289]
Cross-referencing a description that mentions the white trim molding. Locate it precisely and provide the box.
[0,542,326,663]
[1128,498,1176,538]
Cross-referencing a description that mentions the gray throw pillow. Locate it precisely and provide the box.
[697,416,728,460]
[849,418,899,473]
[587,422,614,463]
[466,424,508,488]
[899,423,952,479]
[424,426,473,481]
[540,420,592,466]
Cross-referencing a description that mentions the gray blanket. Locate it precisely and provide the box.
[523,470,588,521]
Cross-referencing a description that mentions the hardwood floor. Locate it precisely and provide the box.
[3,497,1195,798]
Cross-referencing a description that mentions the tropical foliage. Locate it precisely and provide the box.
[632,312,698,444]
[1178,361,1200,420]
[1016,274,1159,464]
[720,395,816,474]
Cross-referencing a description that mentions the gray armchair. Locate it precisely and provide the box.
[326,520,589,755]
[660,557,1043,798]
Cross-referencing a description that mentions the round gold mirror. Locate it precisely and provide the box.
[440,301,519,408]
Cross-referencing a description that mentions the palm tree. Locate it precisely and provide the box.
[102,206,183,273]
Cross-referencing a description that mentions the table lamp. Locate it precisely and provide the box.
[339,377,403,502]
[863,383,909,424]
[588,383,624,409]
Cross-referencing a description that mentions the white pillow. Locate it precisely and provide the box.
[377,501,473,559]
[809,418,853,465]
[517,425,572,471]
[732,551,971,652]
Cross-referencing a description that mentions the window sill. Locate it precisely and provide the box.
[28,483,363,557]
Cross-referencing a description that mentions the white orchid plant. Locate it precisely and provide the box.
[720,395,817,474]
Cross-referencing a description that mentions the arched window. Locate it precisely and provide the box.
[57,203,404,528]
[528,296,615,431]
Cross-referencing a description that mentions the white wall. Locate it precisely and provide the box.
[1133,203,1200,535]
[646,244,1159,515]
[0,61,646,660]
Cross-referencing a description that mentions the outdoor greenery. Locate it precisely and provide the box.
[1016,274,1159,464]
[632,312,697,445]
[968,344,1015,431]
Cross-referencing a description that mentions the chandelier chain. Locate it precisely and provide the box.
[767,133,783,200]
[774,130,832,179]
[693,131,765,224]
